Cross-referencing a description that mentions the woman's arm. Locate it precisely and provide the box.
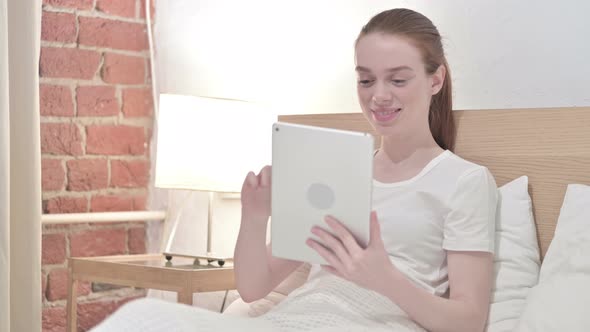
[234,228,302,303]
[380,251,493,332]
[308,213,493,332]
[233,166,303,303]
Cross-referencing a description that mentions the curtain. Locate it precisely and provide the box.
[0,0,42,331]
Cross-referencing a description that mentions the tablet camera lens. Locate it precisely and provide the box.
[307,183,335,210]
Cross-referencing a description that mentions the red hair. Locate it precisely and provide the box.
[357,9,456,151]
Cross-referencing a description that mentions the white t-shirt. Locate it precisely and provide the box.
[261,150,497,331]
[308,149,498,296]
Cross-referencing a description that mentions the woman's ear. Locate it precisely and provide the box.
[431,65,446,95]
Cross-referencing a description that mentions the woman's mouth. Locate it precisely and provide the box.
[371,108,401,123]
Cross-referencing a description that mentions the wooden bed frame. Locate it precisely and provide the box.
[279,107,590,257]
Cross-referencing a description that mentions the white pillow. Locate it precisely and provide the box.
[515,183,590,332]
[487,176,541,332]
[538,184,590,282]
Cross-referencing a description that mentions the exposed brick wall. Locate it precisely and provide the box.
[40,0,154,331]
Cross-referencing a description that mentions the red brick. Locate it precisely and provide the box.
[41,12,77,43]
[40,47,101,80]
[42,306,66,332]
[133,195,146,211]
[46,196,88,214]
[76,86,119,117]
[78,296,143,331]
[146,58,152,83]
[86,125,146,155]
[145,127,153,159]
[46,268,91,301]
[91,282,126,292]
[78,300,118,332]
[128,226,146,254]
[43,0,93,10]
[101,53,145,84]
[96,0,136,18]
[122,88,152,117]
[110,160,149,188]
[40,85,74,117]
[41,123,83,156]
[79,17,148,51]
[90,194,145,212]
[66,159,108,191]
[42,233,66,265]
[70,228,126,257]
[42,158,65,191]
[139,0,155,20]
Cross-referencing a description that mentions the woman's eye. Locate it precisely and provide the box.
[392,79,407,86]
[358,79,373,86]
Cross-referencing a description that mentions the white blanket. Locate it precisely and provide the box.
[92,275,425,332]
[91,298,275,332]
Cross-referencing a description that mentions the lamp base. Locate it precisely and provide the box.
[163,252,232,267]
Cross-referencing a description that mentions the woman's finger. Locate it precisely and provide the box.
[369,211,383,248]
[306,238,344,271]
[259,165,271,187]
[324,215,363,254]
[311,225,350,263]
[242,171,257,189]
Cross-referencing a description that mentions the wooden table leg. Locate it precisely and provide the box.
[66,267,77,332]
[178,290,193,305]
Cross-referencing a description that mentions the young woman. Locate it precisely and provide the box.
[94,8,497,332]
[235,8,497,332]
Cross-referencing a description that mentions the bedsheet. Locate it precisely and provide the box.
[92,275,425,332]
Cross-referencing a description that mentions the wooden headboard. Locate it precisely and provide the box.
[279,107,590,258]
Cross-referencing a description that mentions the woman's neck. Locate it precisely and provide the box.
[373,133,444,184]
[378,129,443,165]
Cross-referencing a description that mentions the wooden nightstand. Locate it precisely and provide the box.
[66,254,235,332]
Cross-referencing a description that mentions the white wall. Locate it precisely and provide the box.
[154,0,590,113]
[149,0,590,258]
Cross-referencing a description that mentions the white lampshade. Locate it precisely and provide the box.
[155,94,276,193]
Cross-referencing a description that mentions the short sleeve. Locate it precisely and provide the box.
[443,167,498,253]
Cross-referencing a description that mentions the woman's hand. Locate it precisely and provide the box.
[240,165,272,226]
[306,211,396,293]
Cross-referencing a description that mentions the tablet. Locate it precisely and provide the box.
[270,122,374,265]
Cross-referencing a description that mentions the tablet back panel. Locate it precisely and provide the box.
[271,122,374,264]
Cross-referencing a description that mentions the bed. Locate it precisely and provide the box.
[224,106,590,329]
[94,107,590,331]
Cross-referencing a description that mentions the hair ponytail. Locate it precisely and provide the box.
[429,60,455,151]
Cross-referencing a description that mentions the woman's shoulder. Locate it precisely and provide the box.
[428,151,496,193]
[442,152,497,194]
[439,151,492,178]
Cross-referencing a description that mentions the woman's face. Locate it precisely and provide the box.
[355,33,444,137]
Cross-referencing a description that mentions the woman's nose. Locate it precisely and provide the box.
[372,82,393,105]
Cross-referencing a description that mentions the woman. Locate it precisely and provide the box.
[235,8,497,332]
[93,8,496,332]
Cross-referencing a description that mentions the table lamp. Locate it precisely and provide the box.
[155,93,276,266]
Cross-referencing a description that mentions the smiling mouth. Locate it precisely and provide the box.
[371,108,401,122]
